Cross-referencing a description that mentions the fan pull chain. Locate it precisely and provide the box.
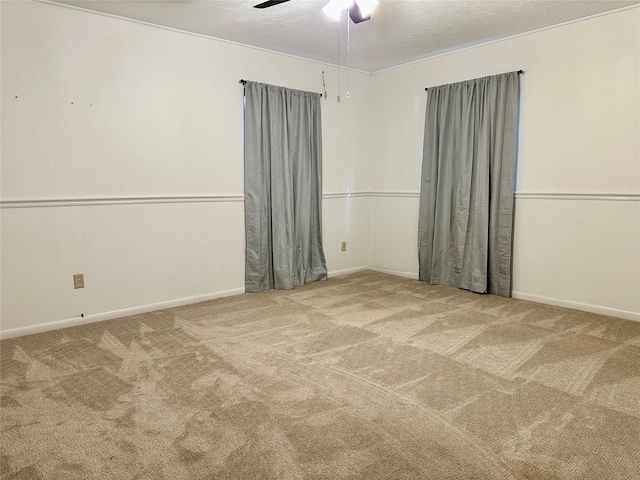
[337,20,341,102]
[345,15,351,99]
[322,71,327,99]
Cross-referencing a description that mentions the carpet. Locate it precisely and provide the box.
[1,271,639,479]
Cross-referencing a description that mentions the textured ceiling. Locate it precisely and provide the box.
[47,0,639,72]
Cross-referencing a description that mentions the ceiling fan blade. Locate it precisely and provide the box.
[348,3,370,23]
[254,0,291,8]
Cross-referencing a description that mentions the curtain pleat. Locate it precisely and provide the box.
[418,72,519,297]
[244,82,327,293]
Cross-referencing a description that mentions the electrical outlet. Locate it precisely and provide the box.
[73,274,84,289]
[341,242,347,252]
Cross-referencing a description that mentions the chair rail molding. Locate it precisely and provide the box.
[514,192,640,201]
[2,191,637,208]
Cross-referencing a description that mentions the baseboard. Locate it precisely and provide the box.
[4,277,636,339]
[329,266,370,277]
[1,270,369,339]
[511,291,640,322]
[367,269,639,322]
[368,267,419,280]
[0,288,245,340]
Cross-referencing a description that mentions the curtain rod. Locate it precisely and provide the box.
[424,70,524,91]
[240,79,323,97]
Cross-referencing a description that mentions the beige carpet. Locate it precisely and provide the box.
[1,271,639,479]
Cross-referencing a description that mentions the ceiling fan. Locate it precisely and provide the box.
[254,0,378,24]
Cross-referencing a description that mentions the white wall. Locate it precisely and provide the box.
[369,7,640,320]
[0,0,370,337]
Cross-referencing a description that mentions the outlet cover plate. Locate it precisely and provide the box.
[73,274,84,289]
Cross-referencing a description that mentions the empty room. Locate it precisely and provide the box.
[1,0,639,478]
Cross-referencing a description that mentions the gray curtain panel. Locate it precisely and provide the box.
[418,71,519,297]
[243,81,327,293]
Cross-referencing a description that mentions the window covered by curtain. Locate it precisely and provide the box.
[243,81,327,293]
[418,72,520,297]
